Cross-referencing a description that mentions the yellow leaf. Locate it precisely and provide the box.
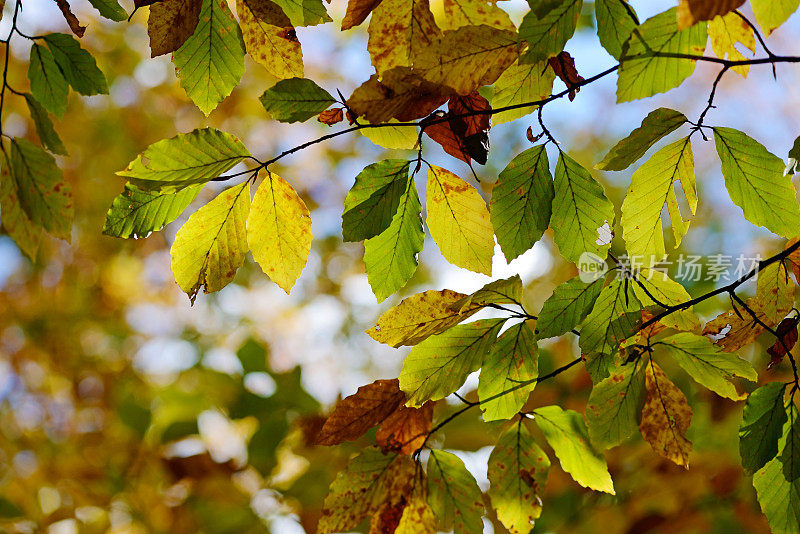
[170,182,251,302]
[676,0,744,29]
[237,0,304,79]
[367,288,482,347]
[756,261,794,324]
[639,361,693,467]
[395,492,437,534]
[708,12,755,77]
[702,297,770,352]
[440,0,516,31]
[415,25,520,95]
[426,166,494,275]
[0,163,42,260]
[247,172,312,293]
[367,0,440,74]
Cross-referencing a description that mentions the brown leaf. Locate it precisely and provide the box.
[318,107,344,126]
[55,0,86,37]
[315,379,406,446]
[448,92,490,136]
[347,66,450,124]
[376,401,434,455]
[526,126,543,143]
[767,316,799,361]
[548,51,584,101]
[702,297,770,351]
[134,0,163,7]
[786,237,800,284]
[421,112,471,164]
[341,0,383,30]
[639,361,693,467]
[677,0,745,30]
[148,0,202,57]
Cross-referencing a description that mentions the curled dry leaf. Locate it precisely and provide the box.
[55,0,86,37]
[548,51,584,101]
[317,107,344,126]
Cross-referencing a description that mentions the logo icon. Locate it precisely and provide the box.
[578,252,608,283]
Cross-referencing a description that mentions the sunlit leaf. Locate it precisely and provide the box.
[751,0,800,36]
[639,361,693,466]
[740,382,787,473]
[491,62,555,125]
[400,318,505,406]
[342,159,410,242]
[551,152,614,264]
[147,0,202,56]
[585,358,647,449]
[427,450,484,534]
[617,8,707,102]
[103,183,202,239]
[259,77,335,123]
[536,275,603,339]
[27,43,68,119]
[491,145,554,261]
[677,0,744,29]
[173,0,246,115]
[118,128,251,191]
[0,164,42,259]
[595,0,639,59]
[237,0,304,79]
[367,0,440,73]
[519,0,582,63]
[488,421,550,533]
[43,33,108,95]
[272,0,331,26]
[596,108,687,171]
[708,11,755,77]
[441,0,515,31]
[533,405,615,493]
[714,127,800,238]
[478,321,538,421]
[23,93,67,155]
[170,181,250,302]
[427,165,494,275]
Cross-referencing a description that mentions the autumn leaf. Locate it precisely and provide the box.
[426,165,494,275]
[347,67,449,124]
[639,361,693,467]
[315,379,406,446]
[317,107,344,125]
[708,11,755,77]
[341,0,382,30]
[367,0,440,73]
[54,0,86,37]
[441,0,515,31]
[247,172,313,293]
[767,317,799,367]
[427,450,484,533]
[148,0,202,57]
[677,0,745,29]
[376,401,434,454]
[237,0,304,79]
[548,51,583,101]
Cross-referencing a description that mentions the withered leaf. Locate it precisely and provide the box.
[55,0,86,37]
[341,0,383,30]
[702,297,771,352]
[347,66,449,124]
[237,0,304,79]
[448,92,490,137]
[767,316,799,363]
[548,51,584,101]
[376,401,434,455]
[148,0,202,57]
[422,113,471,164]
[677,0,745,29]
[318,107,344,126]
[639,361,693,467]
[315,378,406,446]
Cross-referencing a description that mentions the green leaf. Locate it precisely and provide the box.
[714,127,800,238]
[363,174,424,301]
[427,450,484,534]
[427,165,494,276]
[491,62,555,125]
[595,0,639,59]
[488,421,551,533]
[519,0,582,63]
[551,152,615,264]
[491,145,554,262]
[42,33,108,96]
[751,0,800,36]
[579,279,641,381]
[536,275,604,339]
[247,173,313,294]
[9,138,72,240]
[533,405,615,494]
[753,406,800,534]
[0,164,42,260]
[259,77,336,123]
[740,382,788,473]
[632,269,700,331]
[478,321,538,421]
[617,8,707,102]
[781,404,800,482]
[173,0,246,116]
[28,43,68,119]
[451,275,524,313]
[342,159,410,242]
[23,93,66,155]
[756,261,795,324]
[656,332,757,400]
[170,182,251,302]
[585,358,647,449]
[595,108,687,171]
[399,318,505,406]
[118,128,251,192]
[103,183,202,239]
[272,0,332,26]
[621,136,696,265]
[87,0,127,21]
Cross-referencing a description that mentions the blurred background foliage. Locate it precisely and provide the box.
[0,0,799,532]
